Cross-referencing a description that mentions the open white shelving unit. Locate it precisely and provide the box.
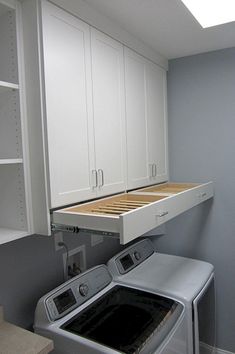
[0,80,19,93]
[0,0,32,245]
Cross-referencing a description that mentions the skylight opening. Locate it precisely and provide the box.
[181,0,235,28]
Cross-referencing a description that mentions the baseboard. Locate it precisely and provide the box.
[200,342,235,354]
[216,349,235,354]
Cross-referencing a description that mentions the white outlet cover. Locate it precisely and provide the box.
[63,245,86,274]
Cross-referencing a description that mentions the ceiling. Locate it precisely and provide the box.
[83,0,235,59]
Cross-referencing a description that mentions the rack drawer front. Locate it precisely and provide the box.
[129,182,213,226]
[121,182,213,243]
[153,182,213,226]
[193,182,214,204]
[53,210,120,234]
[53,193,166,238]
[120,201,163,244]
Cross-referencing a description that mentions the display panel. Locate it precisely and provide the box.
[54,289,76,314]
[120,254,134,270]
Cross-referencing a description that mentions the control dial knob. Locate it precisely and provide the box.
[79,283,89,297]
[133,251,141,261]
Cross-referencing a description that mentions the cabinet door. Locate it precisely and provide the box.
[91,29,126,196]
[146,61,168,183]
[41,2,96,208]
[125,48,150,190]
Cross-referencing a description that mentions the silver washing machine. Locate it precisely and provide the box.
[107,239,216,354]
[34,264,188,354]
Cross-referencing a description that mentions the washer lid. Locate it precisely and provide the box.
[61,285,183,354]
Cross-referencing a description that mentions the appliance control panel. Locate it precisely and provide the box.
[108,239,154,275]
[45,265,112,321]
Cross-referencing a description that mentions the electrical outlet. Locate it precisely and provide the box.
[54,232,64,251]
[91,234,104,246]
[63,245,86,279]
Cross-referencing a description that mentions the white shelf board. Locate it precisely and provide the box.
[0,228,29,245]
[0,158,23,165]
[0,1,16,14]
[0,81,19,93]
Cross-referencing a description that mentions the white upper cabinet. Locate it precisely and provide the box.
[90,29,126,196]
[41,2,96,208]
[125,48,149,189]
[41,3,127,209]
[25,0,169,234]
[146,60,168,183]
[21,0,213,242]
[125,48,168,190]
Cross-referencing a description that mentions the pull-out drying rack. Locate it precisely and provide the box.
[52,182,213,244]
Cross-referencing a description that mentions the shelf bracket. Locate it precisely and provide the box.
[51,223,80,234]
[51,223,119,238]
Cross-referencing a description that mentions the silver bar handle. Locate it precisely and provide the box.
[149,164,153,178]
[98,169,104,187]
[153,163,157,177]
[197,192,207,198]
[156,211,169,217]
[92,170,98,188]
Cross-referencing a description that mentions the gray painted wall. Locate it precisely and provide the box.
[1,46,235,353]
[153,48,235,352]
[0,233,122,329]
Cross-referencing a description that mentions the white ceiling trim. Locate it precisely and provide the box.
[50,0,168,69]
[80,0,235,59]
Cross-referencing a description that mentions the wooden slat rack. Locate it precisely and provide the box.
[133,182,198,195]
[62,193,166,217]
